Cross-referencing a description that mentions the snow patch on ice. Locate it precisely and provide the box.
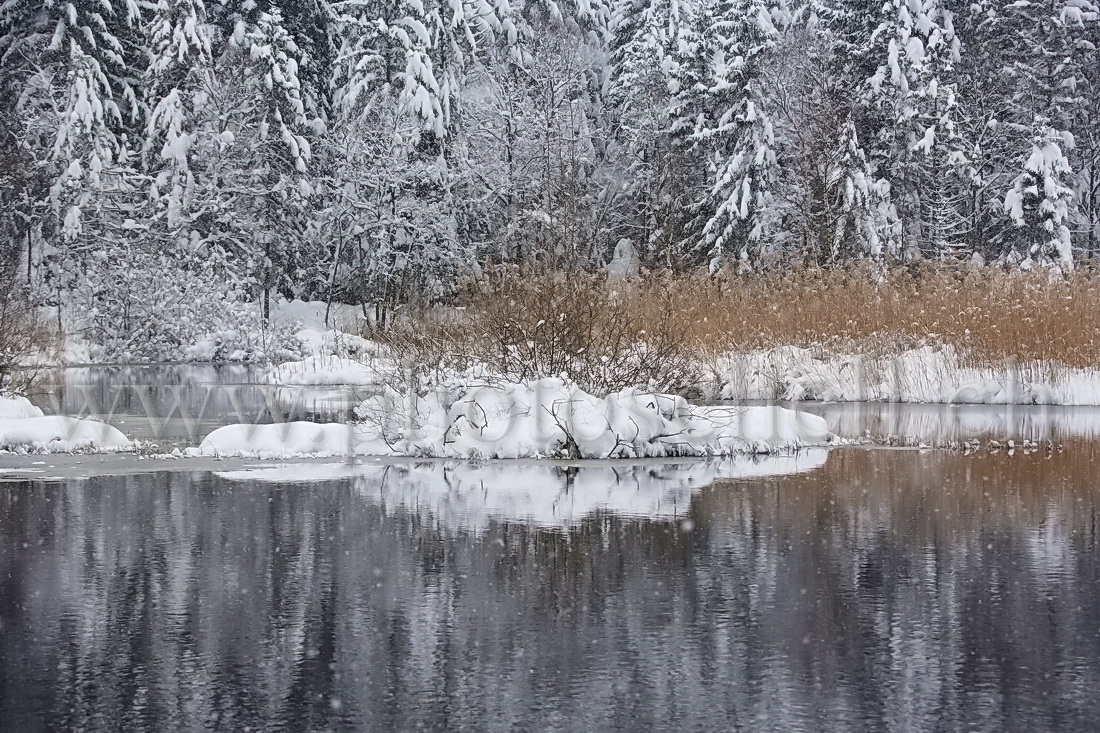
[0,396,45,420]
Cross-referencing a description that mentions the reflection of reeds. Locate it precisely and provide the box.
[375,266,1100,394]
[700,441,1100,537]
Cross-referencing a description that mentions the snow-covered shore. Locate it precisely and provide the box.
[270,322,1100,407]
[18,297,1100,458]
[706,344,1100,405]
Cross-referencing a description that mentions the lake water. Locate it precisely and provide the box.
[1,442,1098,731]
[3,367,1100,730]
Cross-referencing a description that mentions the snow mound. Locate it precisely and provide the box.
[269,354,381,386]
[365,378,831,458]
[197,422,368,459]
[0,396,45,420]
[0,416,132,453]
[293,327,377,360]
[198,379,831,459]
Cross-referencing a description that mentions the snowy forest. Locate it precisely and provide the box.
[1,0,1099,357]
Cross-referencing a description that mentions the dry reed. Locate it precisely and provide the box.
[376,264,1100,393]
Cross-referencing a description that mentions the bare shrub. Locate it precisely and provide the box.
[378,267,703,395]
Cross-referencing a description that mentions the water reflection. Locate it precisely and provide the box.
[1,446,1098,731]
[216,452,828,530]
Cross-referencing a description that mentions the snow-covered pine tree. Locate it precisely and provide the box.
[1078,9,1100,258]
[995,0,1097,268]
[1004,127,1077,268]
[666,0,724,260]
[323,0,513,319]
[278,0,338,121]
[333,0,446,139]
[870,0,968,258]
[780,0,897,261]
[0,0,146,314]
[699,0,785,268]
[239,6,315,316]
[604,0,694,265]
[754,14,894,264]
[143,0,214,233]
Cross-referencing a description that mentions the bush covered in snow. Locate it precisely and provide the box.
[75,255,300,363]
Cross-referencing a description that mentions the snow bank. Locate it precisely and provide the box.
[0,396,45,420]
[710,345,1100,405]
[0,395,133,452]
[270,299,364,332]
[197,422,369,459]
[273,321,1100,409]
[215,451,829,531]
[0,416,131,453]
[267,329,392,413]
[291,327,377,361]
[198,378,831,458]
[269,353,381,387]
[362,378,831,457]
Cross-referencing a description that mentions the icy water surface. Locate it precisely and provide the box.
[1,447,1099,731]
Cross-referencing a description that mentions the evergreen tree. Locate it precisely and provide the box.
[143,0,214,233]
[699,0,785,267]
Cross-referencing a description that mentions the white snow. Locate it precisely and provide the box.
[269,353,381,386]
[0,396,45,420]
[0,395,133,453]
[197,378,831,459]
[196,421,364,459]
[270,299,364,332]
[0,416,132,453]
[214,450,829,530]
[708,345,1100,405]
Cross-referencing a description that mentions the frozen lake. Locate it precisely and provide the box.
[1,442,1099,730]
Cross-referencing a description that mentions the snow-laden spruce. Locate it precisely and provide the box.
[198,378,831,459]
[0,397,131,453]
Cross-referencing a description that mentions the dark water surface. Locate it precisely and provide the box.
[1,446,1099,731]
